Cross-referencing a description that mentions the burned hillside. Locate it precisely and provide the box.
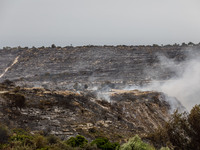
[0,82,182,142]
[0,45,194,143]
[0,45,199,90]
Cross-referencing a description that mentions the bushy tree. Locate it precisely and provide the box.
[120,135,155,150]
[188,42,194,46]
[66,135,88,148]
[0,124,10,144]
[47,135,58,145]
[188,105,200,148]
[147,105,200,150]
[51,44,56,48]
[91,137,119,150]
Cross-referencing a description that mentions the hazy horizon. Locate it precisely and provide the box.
[1,0,200,48]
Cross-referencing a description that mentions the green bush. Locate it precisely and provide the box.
[0,124,10,144]
[147,105,200,150]
[33,135,48,149]
[10,134,33,145]
[188,104,200,146]
[47,135,58,145]
[48,141,74,150]
[66,135,88,148]
[120,135,155,150]
[10,128,33,146]
[91,137,120,150]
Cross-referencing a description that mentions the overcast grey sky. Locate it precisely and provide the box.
[0,0,200,47]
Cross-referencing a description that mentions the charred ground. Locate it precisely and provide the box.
[1,45,199,89]
[0,45,194,142]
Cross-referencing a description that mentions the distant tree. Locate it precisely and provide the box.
[51,44,56,48]
[152,44,159,47]
[181,42,187,46]
[188,42,194,46]
[3,47,11,50]
[32,46,36,50]
[39,46,45,49]
[173,43,179,46]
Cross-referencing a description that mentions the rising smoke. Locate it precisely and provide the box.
[142,49,200,111]
[87,49,200,111]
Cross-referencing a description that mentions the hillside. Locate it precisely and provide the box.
[1,45,199,90]
[0,82,185,142]
[0,45,193,142]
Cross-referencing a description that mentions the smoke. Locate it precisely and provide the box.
[142,49,200,111]
[89,82,114,102]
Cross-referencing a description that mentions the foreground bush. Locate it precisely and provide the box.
[91,137,120,150]
[0,124,10,144]
[0,124,169,150]
[120,135,155,150]
[147,104,200,150]
[66,135,88,148]
[10,130,33,146]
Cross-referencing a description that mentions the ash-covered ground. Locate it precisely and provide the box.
[0,45,192,89]
[0,45,199,141]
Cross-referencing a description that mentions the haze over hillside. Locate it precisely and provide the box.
[0,44,200,110]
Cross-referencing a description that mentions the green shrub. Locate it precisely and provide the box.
[12,128,29,136]
[120,135,155,150]
[147,105,200,149]
[91,137,120,150]
[188,104,200,146]
[10,128,33,146]
[84,144,100,150]
[47,135,58,145]
[9,144,33,150]
[33,135,48,149]
[47,141,73,150]
[66,135,88,148]
[0,124,10,144]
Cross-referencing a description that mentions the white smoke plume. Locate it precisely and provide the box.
[143,49,200,111]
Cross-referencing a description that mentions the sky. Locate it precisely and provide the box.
[0,0,200,47]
